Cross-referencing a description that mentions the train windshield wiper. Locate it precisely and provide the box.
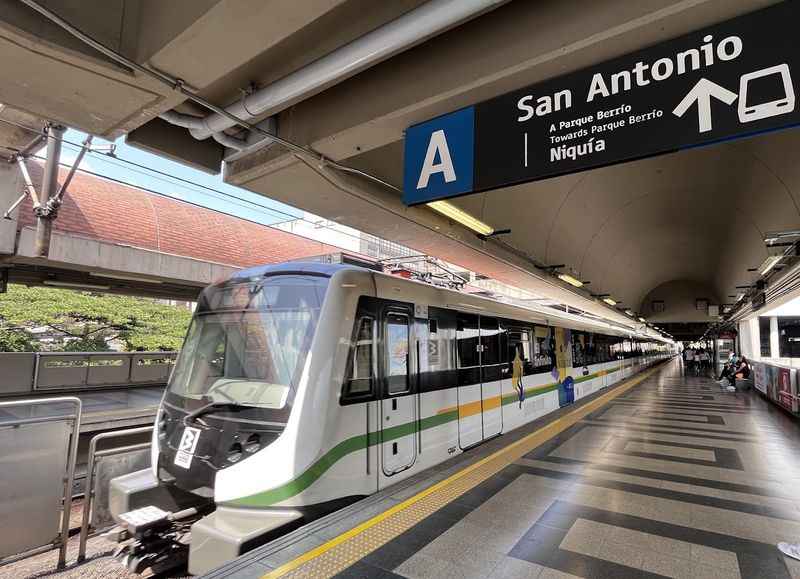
[183,401,250,426]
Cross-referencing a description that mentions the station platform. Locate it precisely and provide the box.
[0,386,163,433]
[205,360,800,579]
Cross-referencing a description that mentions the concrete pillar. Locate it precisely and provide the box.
[0,162,21,255]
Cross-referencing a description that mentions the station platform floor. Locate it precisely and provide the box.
[205,360,800,579]
[0,386,163,432]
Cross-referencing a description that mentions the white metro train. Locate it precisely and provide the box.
[109,262,675,574]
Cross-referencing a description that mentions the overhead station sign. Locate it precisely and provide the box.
[403,1,799,205]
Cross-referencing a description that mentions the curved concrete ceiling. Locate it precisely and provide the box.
[452,128,800,313]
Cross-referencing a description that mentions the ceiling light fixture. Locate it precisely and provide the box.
[557,273,583,288]
[759,255,782,276]
[603,297,617,306]
[624,309,634,316]
[638,317,646,322]
[427,201,494,236]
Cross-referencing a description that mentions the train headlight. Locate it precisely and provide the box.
[244,433,261,454]
[227,442,244,463]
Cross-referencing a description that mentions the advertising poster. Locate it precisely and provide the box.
[777,367,794,412]
[754,362,767,394]
[766,365,780,403]
[753,362,767,394]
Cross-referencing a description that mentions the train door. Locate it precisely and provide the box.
[456,313,482,448]
[479,317,503,438]
[380,306,417,475]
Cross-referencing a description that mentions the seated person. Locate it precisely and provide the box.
[717,353,738,383]
[725,357,750,391]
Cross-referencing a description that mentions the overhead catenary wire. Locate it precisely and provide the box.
[0,115,301,221]
[31,152,388,252]
[56,144,389,248]
[0,115,385,249]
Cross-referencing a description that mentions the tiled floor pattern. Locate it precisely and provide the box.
[332,362,800,578]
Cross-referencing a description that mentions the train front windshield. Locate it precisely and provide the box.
[168,274,328,414]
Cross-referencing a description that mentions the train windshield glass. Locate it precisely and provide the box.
[168,274,328,408]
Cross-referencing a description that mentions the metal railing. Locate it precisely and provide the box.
[0,397,81,569]
[78,426,153,563]
[1,351,177,395]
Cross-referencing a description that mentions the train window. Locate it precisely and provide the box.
[532,325,555,370]
[457,315,480,368]
[583,332,599,366]
[507,326,535,374]
[480,317,502,366]
[386,313,409,395]
[572,332,587,367]
[343,317,374,400]
[429,319,438,334]
[596,335,611,363]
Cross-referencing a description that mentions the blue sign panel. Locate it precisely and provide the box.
[402,107,474,205]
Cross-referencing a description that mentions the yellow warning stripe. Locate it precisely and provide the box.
[261,363,662,579]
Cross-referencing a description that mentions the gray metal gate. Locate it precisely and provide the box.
[0,397,81,568]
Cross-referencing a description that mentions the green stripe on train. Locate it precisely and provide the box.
[228,409,459,507]
[229,371,611,506]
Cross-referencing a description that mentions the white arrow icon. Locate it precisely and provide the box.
[673,78,738,133]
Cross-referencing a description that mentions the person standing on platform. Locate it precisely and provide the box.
[700,349,711,373]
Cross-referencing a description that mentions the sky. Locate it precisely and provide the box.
[41,128,303,226]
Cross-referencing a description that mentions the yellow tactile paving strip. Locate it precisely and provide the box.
[262,365,663,579]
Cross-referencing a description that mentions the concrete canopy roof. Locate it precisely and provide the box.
[220,0,798,325]
[2,0,797,327]
[450,128,800,313]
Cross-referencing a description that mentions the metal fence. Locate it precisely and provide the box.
[0,351,177,395]
[0,397,81,569]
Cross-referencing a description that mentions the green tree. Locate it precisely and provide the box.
[0,284,192,352]
[0,328,39,352]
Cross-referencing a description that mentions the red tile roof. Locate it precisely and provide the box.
[17,163,340,268]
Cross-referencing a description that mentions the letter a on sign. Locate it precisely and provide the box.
[417,130,456,189]
[403,106,474,205]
